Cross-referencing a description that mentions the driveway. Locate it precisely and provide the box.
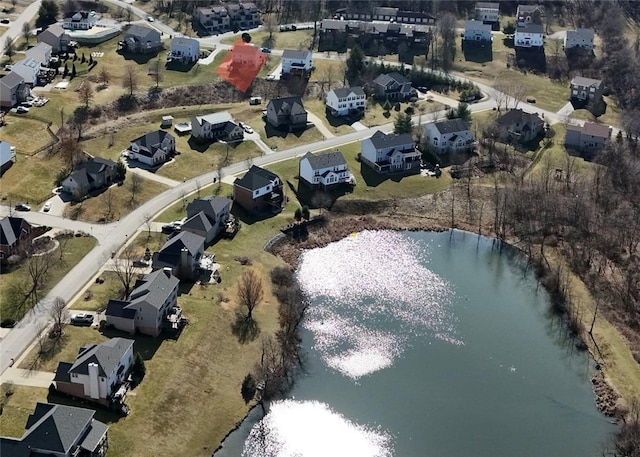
[126,161,181,187]
[267,63,282,81]
[307,111,335,139]
[351,122,369,131]
[0,367,54,388]
[557,101,575,117]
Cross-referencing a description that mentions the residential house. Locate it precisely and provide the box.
[325,86,366,117]
[61,157,118,199]
[514,22,544,48]
[151,231,205,280]
[183,195,232,243]
[0,402,108,457]
[516,4,543,26]
[266,96,308,130]
[475,2,500,23]
[464,20,492,42]
[495,109,545,143]
[227,2,260,30]
[299,151,351,189]
[570,76,604,104]
[564,28,595,50]
[193,5,230,34]
[230,43,265,68]
[360,130,422,174]
[25,42,52,67]
[0,72,27,107]
[372,72,416,101]
[334,6,435,24]
[319,19,431,55]
[191,112,244,142]
[63,11,98,30]
[0,216,34,261]
[233,165,284,214]
[105,269,180,336]
[128,130,175,166]
[37,24,71,54]
[54,338,134,406]
[169,37,200,63]
[11,58,41,86]
[193,2,259,34]
[0,141,15,176]
[121,25,162,54]
[281,49,313,78]
[424,118,476,154]
[565,122,611,151]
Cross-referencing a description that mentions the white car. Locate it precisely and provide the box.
[266,74,276,81]
[16,106,29,113]
[244,125,254,134]
[71,312,94,325]
[43,202,52,212]
[146,15,154,22]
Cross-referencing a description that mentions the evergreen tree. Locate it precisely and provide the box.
[36,0,59,28]
[345,44,365,84]
[241,373,256,403]
[71,64,76,78]
[301,206,310,220]
[393,112,413,134]
[132,352,146,381]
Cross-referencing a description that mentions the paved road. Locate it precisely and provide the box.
[0,0,42,60]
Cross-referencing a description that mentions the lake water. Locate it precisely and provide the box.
[215,230,616,457]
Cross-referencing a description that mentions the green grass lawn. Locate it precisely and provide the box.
[0,152,66,204]
[1,116,56,155]
[63,176,167,223]
[69,271,124,312]
[18,325,108,372]
[0,236,97,319]
[0,386,48,438]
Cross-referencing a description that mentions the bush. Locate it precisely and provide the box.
[270,266,294,287]
[131,352,146,382]
[241,373,257,403]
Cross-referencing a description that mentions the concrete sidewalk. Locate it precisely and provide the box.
[0,367,54,388]
[127,164,181,187]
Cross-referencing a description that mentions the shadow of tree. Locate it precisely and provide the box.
[231,311,260,343]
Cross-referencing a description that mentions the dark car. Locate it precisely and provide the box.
[161,221,182,234]
[15,203,31,211]
[261,47,271,53]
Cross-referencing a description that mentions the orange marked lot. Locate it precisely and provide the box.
[216,39,267,92]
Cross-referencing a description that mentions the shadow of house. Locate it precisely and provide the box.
[0,402,110,455]
[462,39,493,63]
[514,46,546,73]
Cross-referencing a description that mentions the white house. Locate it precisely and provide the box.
[424,119,476,154]
[564,28,594,50]
[54,338,134,406]
[63,11,98,30]
[298,150,351,189]
[281,49,312,77]
[464,20,492,42]
[11,58,41,85]
[128,130,175,166]
[325,86,366,117]
[191,111,244,142]
[169,36,200,63]
[360,130,421,174]
[514,22,544,48]
[475,2,500,23]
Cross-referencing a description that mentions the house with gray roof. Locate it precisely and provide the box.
[0,402,108,457]
[325,86,366,117]
[128,130,175,166]
[37,24,71,54]
[299,150,352,189]
[564,28,594,51]
[151,231,205,280]
[565,122,611,152]
[105,268,180,336]
[11,57,41,85]
[360,130,421,174]
[475,2,500,23]
[464,20,492,42]
[424,118,476,154]
[570,76,604,104]
[54,338,134,406]
[63,11,98,30]
[61,157,119,199]
[0,140,15,176]
[233,165,284,214]
[121,25,162,54]
[183,195,232,243]
[0,216,34,261]
[169,36,200,63]
[373,72,415,101]
[0,71,28,108]
[191,111,244,142]
[281,49,312,77]
[266,96,308,130]
[25,42,52,67]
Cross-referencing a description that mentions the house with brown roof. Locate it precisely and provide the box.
[495,109,545,143]
[372,72,416,101]
[565,122,611,152]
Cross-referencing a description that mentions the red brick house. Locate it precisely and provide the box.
[0,216,36,261]
[233,165,284,214]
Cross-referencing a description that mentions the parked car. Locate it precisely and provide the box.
[161,221,182,234]
[133,259,150,267]
[15,203,31,211]
[417,86,428,93]
[71,312,94,325]
[266,74,276,81]
[238,121,246,129]
[0,18,9,24]
[243,125,254,134]
[261,47,271,53]
[146,15,154,22]
[16,106,29,114]
[43,202,52,212]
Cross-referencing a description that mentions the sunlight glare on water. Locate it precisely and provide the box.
[242,400,392,457]
[297,230,459,379]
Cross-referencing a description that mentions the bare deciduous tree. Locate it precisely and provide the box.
[149,59,163,89]
[22,22,30,47]
[78,81,94,108]
[113,246,138,298]
[49,297,68,339]
[143,213,152,240]
[26,252,54,308]
[98,66,110,85]
[129,173,143,205]
[102,188,116,222]
[122,64,138,97]
[237,270,264,321]
[4,37,14,62]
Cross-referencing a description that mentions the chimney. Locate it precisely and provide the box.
[180,247,189,269]
[163,267,172,278]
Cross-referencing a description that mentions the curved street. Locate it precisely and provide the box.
[0,4,625,381]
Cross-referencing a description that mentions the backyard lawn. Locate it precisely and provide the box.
[69,271,124,312]
[0,236,97,319]
[0,386,48,439]
[0,152,66,204]
[221,29,314,50]
[1,116,56,155]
